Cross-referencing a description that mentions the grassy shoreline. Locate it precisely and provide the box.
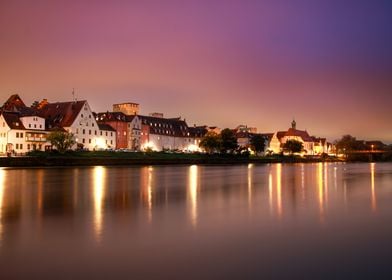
[1,150,391,167]
[0,151,349,167]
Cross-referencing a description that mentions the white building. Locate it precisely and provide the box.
[37,100,116,150]
[0,95,116,154]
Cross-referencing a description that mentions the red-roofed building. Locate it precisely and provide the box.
[0,95,116,154]
[269,120,330,155]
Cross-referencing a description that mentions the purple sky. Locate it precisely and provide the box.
[1,0,391,142]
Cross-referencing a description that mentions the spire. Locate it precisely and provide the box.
[291,119,296,129]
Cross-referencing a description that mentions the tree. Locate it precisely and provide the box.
[199,132,221,153]
[334,135,365,155]
[250,134,266,154]
[47,130,76,153]
[283,139,303,155]
[220,128,238,153]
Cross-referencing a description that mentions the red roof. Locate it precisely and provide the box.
[37,101,86,128]
[284,128,313,142]
[1,111,25,129]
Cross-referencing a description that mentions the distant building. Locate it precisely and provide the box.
[95,112,141,150]
[113,102,139,116]
[268,120,331,155]
[139,115,194,151]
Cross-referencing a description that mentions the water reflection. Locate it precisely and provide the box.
[276,163,282,217]
[247,164,253,211]
[370,163,376,212]
[92,166,106,244]
[0,163,389,253]
[188,165,199,227]
[318,163,325,220]
[141,166,154,223]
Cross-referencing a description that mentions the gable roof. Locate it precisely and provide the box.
[37,101,86,128]
[1,94,38,116]
[284,128,313,142]
[1,111,25,129]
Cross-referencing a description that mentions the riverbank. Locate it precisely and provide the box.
[0,151,342,167]
[1,150,390,167]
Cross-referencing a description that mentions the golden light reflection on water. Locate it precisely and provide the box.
[0,168,5,246]
[141,166,154,223]
[370,163,377,212]
[37,170,43,215]
[276,164,282,217]
[188,165,199,227]
[247,164,253,211]
[93,166,106,244]
[268,172,273,214]
[317,163,325,221]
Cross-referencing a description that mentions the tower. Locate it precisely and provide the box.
[291,119,296,129]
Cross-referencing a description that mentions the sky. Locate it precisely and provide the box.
[1,0,391,142]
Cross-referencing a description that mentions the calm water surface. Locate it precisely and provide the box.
[0,163,392,279]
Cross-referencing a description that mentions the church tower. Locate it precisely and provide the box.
[291,119,296,129]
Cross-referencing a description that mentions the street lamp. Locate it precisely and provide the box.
[371,144,374,152]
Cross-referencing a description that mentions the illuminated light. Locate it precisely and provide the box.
[95,138,107,149]
[186,144,201,152]
[188,165,199,227]
[141,141,157,151]
[276,163,282,217]
[0,168,5,246]
[93,166,106,244]
[370,163,376,212]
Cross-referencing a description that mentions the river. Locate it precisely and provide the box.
[0,163,392,279]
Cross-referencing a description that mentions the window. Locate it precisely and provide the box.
[34,124,36,128]
[28,144,30,150]
[40,125,42,128]
[81,114,84,118]
[76,128,79,134]
[16,132,19,138]
[83,129,85,134]
[89,139,91,144]
[20,133,23,138]
[92,123,94,127]
[82,138,85,143]
[20,144,23,149]
[95,130,97,135]
[38,144,41,150]
[110,132,113,136]
[110,140,113,145]
[29,124,31,128]
[106,132,108,136]
[100,131,102,136]
[89,130,91,135]
[16,144,19,149]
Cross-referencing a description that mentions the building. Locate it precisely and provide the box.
[139,115,195,151]
[95,111,141,150]
[0,111,50,154]
[37,99,116,150]
[0,94,116,153]
[268,120,329,155]
[113,102,139,116]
